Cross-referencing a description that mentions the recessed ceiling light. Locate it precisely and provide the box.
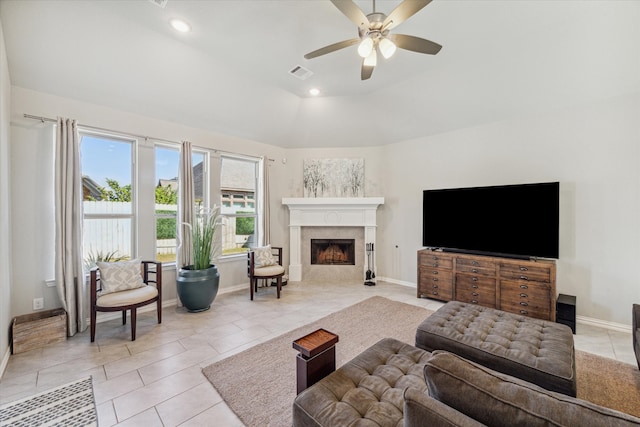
[170,18,191,33]
[309,88,320,96]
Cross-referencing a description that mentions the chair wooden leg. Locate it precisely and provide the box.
[90,307,97,342]
[250,278,254,300]
[122,310,127,325]
[277,276,282,299]
[157,300,162,324]
[131,308,137,341]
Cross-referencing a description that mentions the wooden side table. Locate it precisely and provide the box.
[293,328,339,394]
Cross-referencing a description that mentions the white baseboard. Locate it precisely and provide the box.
[0,346,10,379]
[378,278,632,334]
[376,276,416,288]
[577,315,631,334]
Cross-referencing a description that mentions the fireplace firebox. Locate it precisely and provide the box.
[311,239,355,265]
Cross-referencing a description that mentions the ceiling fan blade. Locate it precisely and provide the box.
[304,38,360,59]
[387,33,442,55]
[330,0,369,31]
[361,60,374,80]
[382,0,432,31]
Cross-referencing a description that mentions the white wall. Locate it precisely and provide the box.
[0,19,12,366]
[9,87,289,318]
[376,93,640,325]
[8,86,640,329]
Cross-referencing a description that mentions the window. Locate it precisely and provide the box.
[155,146,179,263]
[220,156,258,255]
[80,132,135,269]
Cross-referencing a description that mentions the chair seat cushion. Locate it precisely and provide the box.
[253,265,285,277]
[97,285,158,307]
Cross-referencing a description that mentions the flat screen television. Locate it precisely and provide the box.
[422,182,559,259]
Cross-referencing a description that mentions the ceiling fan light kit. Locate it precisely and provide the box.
[304,0,442,80]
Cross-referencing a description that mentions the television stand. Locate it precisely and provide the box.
[417,250,556,321]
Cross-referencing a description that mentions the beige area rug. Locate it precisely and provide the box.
[202,296,640,427]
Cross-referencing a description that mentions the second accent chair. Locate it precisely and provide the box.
[90,259,162,342]
[247,245,285,300]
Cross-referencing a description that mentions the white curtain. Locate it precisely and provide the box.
[258,157,270,245]
[177,141,195,268]
[54,117,86,336]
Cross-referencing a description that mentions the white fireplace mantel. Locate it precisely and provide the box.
[282,197,384,281]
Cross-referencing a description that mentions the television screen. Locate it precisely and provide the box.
[422,182,559,259]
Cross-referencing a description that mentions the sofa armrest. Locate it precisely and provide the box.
[403,388,485,427]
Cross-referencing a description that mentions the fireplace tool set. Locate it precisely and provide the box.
[365,243,376,286]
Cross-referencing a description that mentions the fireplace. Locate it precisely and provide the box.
[282,197,384,282]
[311,239,355,265]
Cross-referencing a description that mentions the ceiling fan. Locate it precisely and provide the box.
[304,0,442,80]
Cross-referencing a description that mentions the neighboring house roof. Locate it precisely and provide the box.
[82,176,102,200]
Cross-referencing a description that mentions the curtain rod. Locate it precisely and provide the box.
[23,113,275,162]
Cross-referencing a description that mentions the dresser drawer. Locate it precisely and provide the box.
[419,255,453,270]
[500,263,552,283]
[500,280,552,319]
[420,268,453,284]
[456,257,496,276]
[455,275,496,308]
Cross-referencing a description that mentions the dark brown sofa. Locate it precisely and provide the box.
[293,338,640,427]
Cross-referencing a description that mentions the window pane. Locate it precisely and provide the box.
[81,135,132,212]
[155,147,179,263]
[81,134,134,268]
[82,218,132,269]
[220,157,257,255]
[193,152,206,207]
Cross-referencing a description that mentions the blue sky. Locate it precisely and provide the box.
[81,135,179,187]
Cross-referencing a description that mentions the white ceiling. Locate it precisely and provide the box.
[1,0,638,148]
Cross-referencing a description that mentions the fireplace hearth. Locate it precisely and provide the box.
[311,239,355,265]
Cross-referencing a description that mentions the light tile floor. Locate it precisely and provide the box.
[0,281,636,426]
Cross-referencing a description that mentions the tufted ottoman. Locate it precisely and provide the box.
[292,338,431,427]
[415,301,576,396]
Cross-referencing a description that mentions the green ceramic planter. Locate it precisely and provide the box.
[177,265,220,312]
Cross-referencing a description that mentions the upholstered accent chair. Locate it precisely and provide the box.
[247,245,285,300]
[633,304,640,369]
[90,259,162,342]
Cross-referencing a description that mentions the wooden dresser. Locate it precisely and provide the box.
[417,249,556,321]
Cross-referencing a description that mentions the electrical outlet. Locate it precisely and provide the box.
[33,298,44,310]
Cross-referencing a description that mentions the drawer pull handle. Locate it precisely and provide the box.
[432,256,438,260]
[520,284,528,289]
[472,268,479,273]
[520,302,528,306]
[520,275,529,281]
[520,310,528,315]
[520,293,528,298]
[472,277,478,281]
[471,261,479,266]
[432,291,438,295]
[432,285,438,289]
[472,284,478,289]
[519,266,528,271]
[471,300,478,304]
[432,271,438,274]
[432,263,438,267]
[432,278,438,282]
[472,292,479,297]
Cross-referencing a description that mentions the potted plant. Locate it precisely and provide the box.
[176,206,221,312]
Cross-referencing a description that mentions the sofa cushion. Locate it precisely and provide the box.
[425,350,640,427]
[403,388,485,427]
[416,301,577,396]
[293,338,431,427]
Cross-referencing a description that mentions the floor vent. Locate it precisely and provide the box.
[289,65,313,80]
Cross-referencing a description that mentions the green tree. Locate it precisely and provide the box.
[99,178,131,202]
[155,185,178,204]
[236,215,255,235]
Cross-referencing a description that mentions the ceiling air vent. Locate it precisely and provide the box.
[289,65,313,81]
[148,0,168,8]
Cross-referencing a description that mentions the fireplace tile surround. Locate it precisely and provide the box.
[282,197,384,282]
